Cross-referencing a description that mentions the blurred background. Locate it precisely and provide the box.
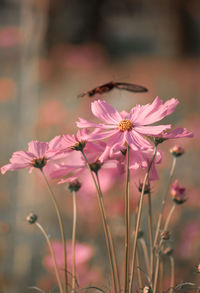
[0,0,200,292]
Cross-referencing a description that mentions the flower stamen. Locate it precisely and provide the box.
[118,119,133,131]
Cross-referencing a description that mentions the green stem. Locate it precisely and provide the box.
[35,222,64,293]
[72,191,77,292]
[129,145,158,293]
[81,150,117,293]
[125,144,130,293]
[41,170,68,293]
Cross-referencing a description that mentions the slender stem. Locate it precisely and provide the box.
[153,253,160,293]
[40,170,68,293]
[169,256,175,293]
[153,157,176,249]
[129,145,158,293]
[153,204,176,293]
[136,249,143,290]
[35,222,63,293]
[139,238,150,279]
[81,150,117,293]
[96,173,121,292]
[125,144,130,293]
[159,258,163,293]
[163,204,176,232]
[147,189,154,285]
[72,191,77,292]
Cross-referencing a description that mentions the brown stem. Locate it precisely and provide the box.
[139,238,150,280]
[35,222,63,293]
[125,144,130,293]
[169,256,175,293]
[147,190,154,285]
[41,170,68,293]
[136,249,143,290]
[153,157,176,249]
[96,173,121,292]
[163,204,176,232]
[129,145,158,293]
[72,191,77,292]
[81,150,117,293]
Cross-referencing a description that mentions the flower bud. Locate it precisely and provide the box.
[143,286,152,293]
[89,160,103,174]
[171,180,186,204]
[170,145,184,157]
[161,230,170,240]
[26,212,38,224]
[68,179,81,192]
[138,181,151,194]
[163,247,173,256]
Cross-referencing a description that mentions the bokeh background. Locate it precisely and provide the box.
[0,0,200,292]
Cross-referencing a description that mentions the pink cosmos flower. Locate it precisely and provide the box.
[76,97,179,153]
[47,141,123,195]
[1,137,63,174]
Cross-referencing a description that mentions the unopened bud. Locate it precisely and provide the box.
[163,247,173,256]
[138,181,151,194]
[89,160,103,174]
[26,212,38,224]
[68,179,81,192]
[171,180,186,204]
[170,145,184,157]
[143,286,152,293]
[161,230,170,240]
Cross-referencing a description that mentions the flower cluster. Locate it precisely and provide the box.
[1,97,193,193]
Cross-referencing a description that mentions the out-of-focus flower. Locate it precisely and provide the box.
[1,139,63,174]
[0,26,21,48]
[171,180,186,204]
[170,145,184,157]
[68,179,81,192]
[43,241,94,285]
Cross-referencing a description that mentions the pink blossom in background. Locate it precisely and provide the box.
[171,179,186,204]
[76,97,179,157]
[43,241,97,286]
[0,26,21,48]
[1,140,63,174]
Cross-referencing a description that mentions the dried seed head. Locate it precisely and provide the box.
[161,230,170,240]
[26,212,38,224]
[68,179,81,192]
[170,145,184,157]
[118,119,133,131]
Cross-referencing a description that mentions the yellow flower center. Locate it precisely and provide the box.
[118,119,133,131]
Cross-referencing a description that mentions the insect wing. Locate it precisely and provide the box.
[115,82,148,93]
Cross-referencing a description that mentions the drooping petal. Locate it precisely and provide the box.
[161,127,193,139]
[1,163,28,174]
[91,100,121,124]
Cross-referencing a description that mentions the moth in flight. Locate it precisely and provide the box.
[78,81,148,98]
